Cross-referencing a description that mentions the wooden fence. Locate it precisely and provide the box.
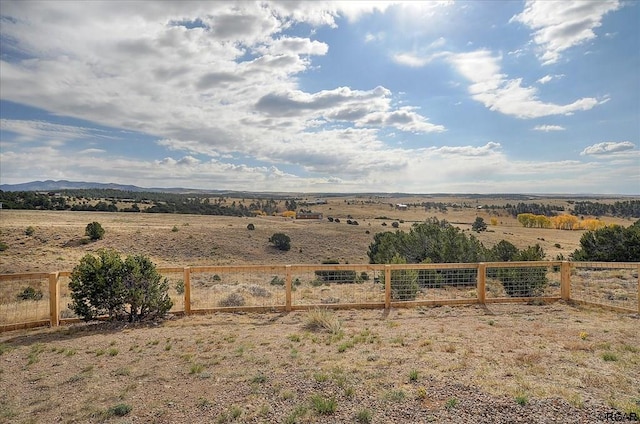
[1,261,638,332]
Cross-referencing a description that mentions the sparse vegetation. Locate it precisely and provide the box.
[355,408,372,423]
[269,232,291,251]
[303,309,342,334]
[85,221,105,241]
[310,394,337,415]
[218,293,245,307]
[69,249,173,321]
[16,286,43,301]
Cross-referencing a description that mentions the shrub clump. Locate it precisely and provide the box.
[17,286,44,301]
[218,293,245,307]
[303,309,342,334]
[314,259,357,284]
[247,223,255,230]
[269,232,291,251]
[85,221,105,241]
[382,254,419,300]
[69,249,173,322]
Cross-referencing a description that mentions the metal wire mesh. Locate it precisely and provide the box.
[412,265,479,302]
[188,266,287,310]
[158,269,186,313]
[571,263,638,312]
[290,266,384,306]
[0,275,50,326]
[1,261,637,330]
[58,273,79,320]
[486,264,559,299]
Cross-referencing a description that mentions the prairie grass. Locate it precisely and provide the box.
[303,308,342,334]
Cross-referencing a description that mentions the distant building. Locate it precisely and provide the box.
[395,204,408,211]
[296,211,323,220]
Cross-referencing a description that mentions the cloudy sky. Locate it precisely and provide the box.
[0,1,638,194]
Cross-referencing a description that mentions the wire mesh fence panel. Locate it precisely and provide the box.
[158,270,186,313]
[0,274,50,326]
[485,264,559,299]
[290,266,384,306]
[189,266,287,310]
[413,266,479,302]
[571,263,638,312]
[58,273,79,320]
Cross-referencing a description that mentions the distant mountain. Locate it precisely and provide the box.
[0,180,178,193]
[0,180,295,196]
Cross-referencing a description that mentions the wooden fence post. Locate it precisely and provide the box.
[49,272,59,327]
[183,267,191,315]
[384,265,391,309]
[285,265,292,312]
[561,261,571,301]
[477,263,486,304]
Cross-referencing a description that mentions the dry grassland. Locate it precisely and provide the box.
[2,194,635,274]
[0,305,638,423]
[0,195,638,422]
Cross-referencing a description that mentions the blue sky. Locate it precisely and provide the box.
[0,1,638,194]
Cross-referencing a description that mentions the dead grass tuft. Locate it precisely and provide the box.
[303,308,342,334]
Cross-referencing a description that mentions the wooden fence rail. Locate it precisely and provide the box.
[1,261,638,332]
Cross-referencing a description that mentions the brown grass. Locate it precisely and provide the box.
[0,303,638,423]
[2,194,635,274]
[0,196,638,421]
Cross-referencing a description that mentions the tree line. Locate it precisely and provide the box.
[0,190,289,217]
[571,200,640,218]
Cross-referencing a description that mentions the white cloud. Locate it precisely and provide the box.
[580,141,635,156]
[447,50,603,118]
[533,125,565,132]
[537,75,553,84]
[511,0,622,65]
[393,52,432,67]
[0,119,101,142]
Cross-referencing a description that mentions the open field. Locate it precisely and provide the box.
[1,194,637,274]
[0,195,638,422]
[1,304,639,423]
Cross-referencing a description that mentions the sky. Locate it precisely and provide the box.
[0,0,638,194]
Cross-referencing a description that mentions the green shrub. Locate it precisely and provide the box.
[175,279,185,295]
[269,232,291,251]
[497,244,547,297]
[270,276,285,286]
[0,241,7,251]
[314,259,357,284]
[379,255,418,300]
[16,286,44,301]
[25,226,35,236]
[107,403,132,417]
[69,249,172,321]
[85,221,105,241]
[472,217,487,232]
[572,219,640,261]
[355,409,372,423]
[310,394,337,415]
[247,223,255,230]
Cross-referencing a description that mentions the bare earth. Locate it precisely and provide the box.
[0,196,639,422]
[1,304,639,423]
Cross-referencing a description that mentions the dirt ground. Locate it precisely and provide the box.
[1,196,638,422]
[1,303,638,423]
